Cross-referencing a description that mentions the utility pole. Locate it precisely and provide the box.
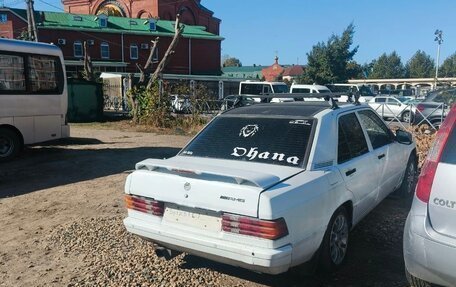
[25,0,38,41]
[434,29,443,90]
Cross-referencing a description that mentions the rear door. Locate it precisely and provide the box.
[428,124,456,237]
[336,113,379,219]
[357,110,404,200]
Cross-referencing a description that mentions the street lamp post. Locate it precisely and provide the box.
[434,29,443,90]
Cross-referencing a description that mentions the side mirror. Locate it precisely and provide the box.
[396,129,413,145]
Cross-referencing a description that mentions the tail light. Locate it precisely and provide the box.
[416,104,425,112]
[222,213,288,240]
[124,194,164,216]
[416,105,456,203]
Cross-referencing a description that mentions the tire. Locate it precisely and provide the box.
[397,154,417,198]
[401,111,412,122]
[0,128,21,162]
[430,120,442,130]
[406,269,434,287]
[319,206,350,272]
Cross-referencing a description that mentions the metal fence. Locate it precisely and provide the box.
[371,102,447,130]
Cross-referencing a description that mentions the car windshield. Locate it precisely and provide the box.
[396,97,409,103]
[359,86,374,97]
[318,89,331,93]
[180,116,315,168]
[272,84,289,93]
[428,89,456,105]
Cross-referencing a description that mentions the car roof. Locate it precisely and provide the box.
[222,102,333,117]
[291,84,330,90]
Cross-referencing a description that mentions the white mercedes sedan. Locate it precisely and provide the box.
[123,101,417,274]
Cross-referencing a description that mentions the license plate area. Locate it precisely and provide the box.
[163,204,221,232]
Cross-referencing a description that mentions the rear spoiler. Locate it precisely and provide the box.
[135,158,282,189]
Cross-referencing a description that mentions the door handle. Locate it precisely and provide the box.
[377,154,385,159]
[345,168,357,176]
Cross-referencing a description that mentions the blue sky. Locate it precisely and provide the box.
[13,0,456,66]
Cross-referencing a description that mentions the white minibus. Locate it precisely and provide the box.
[0,38,69,162]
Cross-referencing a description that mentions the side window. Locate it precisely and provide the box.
[0,53,26,92]
[262,85,271,94]
[387,98,400,106]
[338,113,369,164]
[358,110,393,149]
[28,55,62,93]
[375,98,386,103]
[291,88,310,93]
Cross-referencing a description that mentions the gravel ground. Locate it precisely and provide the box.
[0,124,435,287]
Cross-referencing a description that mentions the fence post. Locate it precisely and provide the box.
[218,80,224,99]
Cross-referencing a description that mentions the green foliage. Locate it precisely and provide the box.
[405,50,435,78]
[301,24,359,84]
[439,53,456,77]
[127,80,212,131]
[223,57,242,67]
[128,82,173,127]
[369,51,405,79]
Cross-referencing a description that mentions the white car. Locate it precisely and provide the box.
[368,96,414,122]
[404,105,456,287]
[123,101,417,274]
[290,84,331,101]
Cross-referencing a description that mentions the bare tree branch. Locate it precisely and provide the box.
[137,37,160,85]
[149,14,184,88]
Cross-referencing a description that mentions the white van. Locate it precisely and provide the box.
[0,39,70,161]
[290,84,331,101]
[239,81,292,102]
[326,84,375,103]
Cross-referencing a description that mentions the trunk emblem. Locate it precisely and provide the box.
[184,182,191,191]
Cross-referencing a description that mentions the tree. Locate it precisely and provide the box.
[439,53,456,77]
[301,23,358,84]
[369,51,405,79]
[405,50,435,78]
[222,56,242,67]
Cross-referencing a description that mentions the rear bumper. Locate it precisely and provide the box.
[404,199,456,286]
[61,124,70,138]
[124,216,293,274]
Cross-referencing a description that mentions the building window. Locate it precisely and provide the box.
[100,42,109,59]
[149,18,156,31]
[0,14,7,23]
[130,44,138,60]
[100,18,107,27]
[98,14,108,28]
[153,47,158,61]
[73,41,83,58]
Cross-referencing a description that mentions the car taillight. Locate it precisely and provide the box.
[222,213,288,240]
[416,104,425,112]
[416,105,456,203]
[124,194,164,216]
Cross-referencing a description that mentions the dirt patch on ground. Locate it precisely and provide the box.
[0,125,422,287]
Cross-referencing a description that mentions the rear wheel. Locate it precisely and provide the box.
[431,119,442,130]
[406,269,434,287]
[0,128,21,162]
[398,154,417,198]
[401,111,412,122]
[319,207,350,272]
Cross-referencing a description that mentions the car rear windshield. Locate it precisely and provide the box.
[180,117,315,168]
[441,126,456,164]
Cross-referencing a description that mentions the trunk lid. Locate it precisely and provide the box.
[126,156,303,217]
[428,124,456,238]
